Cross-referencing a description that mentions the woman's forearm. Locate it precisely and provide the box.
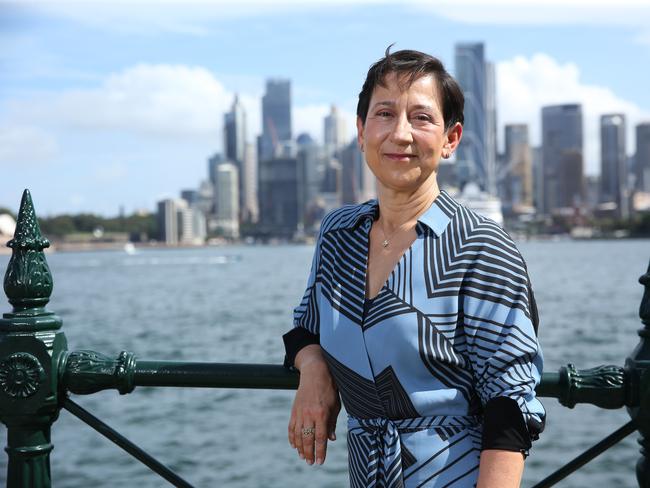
[476,449,524,488]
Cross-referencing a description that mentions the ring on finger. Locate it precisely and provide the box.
[301,427,315,437]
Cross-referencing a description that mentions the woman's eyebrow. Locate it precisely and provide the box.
[371,100,395,109]
[371,101,434,111]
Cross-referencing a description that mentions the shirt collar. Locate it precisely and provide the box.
[353,190,460,237]
[416,190,460,237]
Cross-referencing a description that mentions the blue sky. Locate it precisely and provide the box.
[2,0,649,216]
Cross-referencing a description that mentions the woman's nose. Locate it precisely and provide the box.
[389,114,413,145]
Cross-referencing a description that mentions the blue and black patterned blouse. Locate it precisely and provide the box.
[284,191,545,487]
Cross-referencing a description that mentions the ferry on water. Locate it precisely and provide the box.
[450,182,504,227]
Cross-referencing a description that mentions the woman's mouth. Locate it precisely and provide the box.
[384,153,416,162]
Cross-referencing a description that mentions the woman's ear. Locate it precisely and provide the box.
[445,122,463,154]
[356,116,365,152]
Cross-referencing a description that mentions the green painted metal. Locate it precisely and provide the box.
[626,262,650,487]
[0,188,649,487]
[0,190,67,488]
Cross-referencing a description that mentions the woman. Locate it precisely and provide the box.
[283,48,545,488]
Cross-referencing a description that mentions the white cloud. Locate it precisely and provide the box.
[0,125,59,165]
[497,53,650,173]
[8,64,234,141]
[3,63,357,156]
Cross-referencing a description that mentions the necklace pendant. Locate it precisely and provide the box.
[382,239,389,248]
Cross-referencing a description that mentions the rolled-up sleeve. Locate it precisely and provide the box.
[464,251,545,456]
[282,235,321,368]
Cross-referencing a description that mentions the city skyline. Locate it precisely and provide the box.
[2,1,650,216]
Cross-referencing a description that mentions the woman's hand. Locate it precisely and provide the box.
[288,344,341,465]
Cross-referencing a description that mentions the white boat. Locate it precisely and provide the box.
[124,242,137,255]
[451,183,504,226]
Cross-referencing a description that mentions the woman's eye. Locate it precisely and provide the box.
[413,114,432,122]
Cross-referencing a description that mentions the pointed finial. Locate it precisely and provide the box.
[3,190,53,311]
[7,190,50,252]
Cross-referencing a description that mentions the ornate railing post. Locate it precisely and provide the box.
[627,261,650,488]
[0,190,67,488]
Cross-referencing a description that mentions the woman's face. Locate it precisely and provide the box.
[357,72,461,194]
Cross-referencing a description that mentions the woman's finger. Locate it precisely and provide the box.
[314,416,328,465]
[288,405,297,449]
[299,419,316,464]
[294,411,305,459]
[328,413,337,441]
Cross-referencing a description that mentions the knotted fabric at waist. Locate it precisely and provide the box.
[346,415,481,488]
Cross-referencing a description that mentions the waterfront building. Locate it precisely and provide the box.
[585,175,600,213]
[636,123,650,192]
[208,153,224,188]
[242,142,259,223]
[454,42,488,190]
[321,158,342,199]
[600,114,627,218]
[258,156,301,238]
[259,79,292,162]
[531,146,543,213]
[224,95,246,165]
[0,213,16,250]
[541,104,584,213]
[340,139,369,205]
[297,135,326,226]
[180,189,199,207]
[214,162,240,239]
[324,105,347,157]
[178,203,207,245]
[157,198,206,246]
[485,62,498,195]
[223,95,248,220]
[196,179,214,218]
[437,159,459,191]
[158,199,181,246]
[503,124,533,213]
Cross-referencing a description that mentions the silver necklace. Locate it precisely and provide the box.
[378,222,404,248]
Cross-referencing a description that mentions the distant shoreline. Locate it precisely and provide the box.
[2,234,649,256]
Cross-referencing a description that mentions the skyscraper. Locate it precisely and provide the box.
[224,95,246,164]
[455,42,488,190]
[157,198,206,245]
[485,62,498,195]
[636,123,650,192]
[324,105,347,157]
[600,114,627,216]
[258,156,301,238]
[242,142,259,223]
[259,79,292,162]
[297,135,325,219]
[541,104,584,213]
[215,162,240,239]
[504,124,533,211]
[224,94,249,222]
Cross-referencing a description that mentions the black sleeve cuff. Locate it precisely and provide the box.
[282,327,320,369]
[481,396,532,457]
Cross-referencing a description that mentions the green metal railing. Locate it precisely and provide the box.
[0,189,649,487]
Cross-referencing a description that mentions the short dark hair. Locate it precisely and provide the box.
[356,46,464,131]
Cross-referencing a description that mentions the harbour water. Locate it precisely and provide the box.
[0,239,648,487]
